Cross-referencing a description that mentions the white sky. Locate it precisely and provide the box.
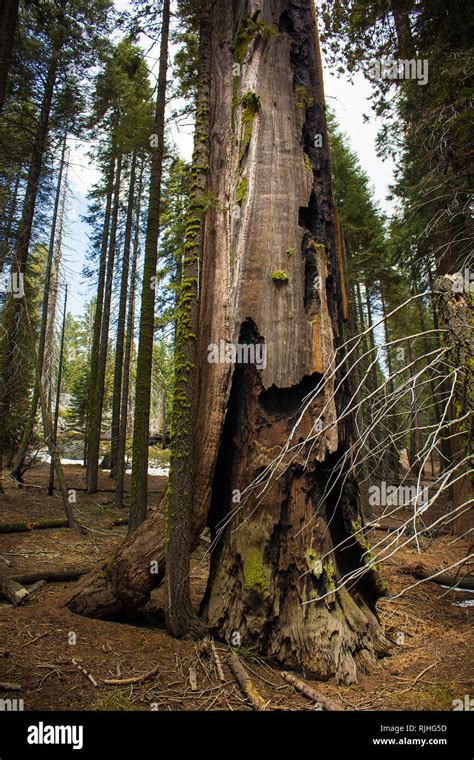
[63,1,395,316]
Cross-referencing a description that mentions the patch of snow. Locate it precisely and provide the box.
[453,599,474,608]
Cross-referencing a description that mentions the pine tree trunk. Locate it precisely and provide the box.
[0,39,60,467]
[10,133,69,482]
[115,159,144,508]
[164,5,211,639]
[86,154,121,493]
[0,0,19,113]
[110,153,137,479]
[85,154,115,476]
[129,0,170,532]
[22,300,76,528]
[379,286,401,480]
[0,173,20,272]
[67,1,388,686]
[436,276,473,535]
[48,285,68,495]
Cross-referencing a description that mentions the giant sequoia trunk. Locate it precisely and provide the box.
[195,0,387,683]
[67,0,388,684]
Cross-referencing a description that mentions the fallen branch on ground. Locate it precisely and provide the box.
[101,663,160,685]
[72,659,98,687]
[280,671,339,710]
[228,651,267,710]
[0,682,21,691]
[210,638,225,682]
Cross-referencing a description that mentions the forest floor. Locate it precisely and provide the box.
[0,464,472,712]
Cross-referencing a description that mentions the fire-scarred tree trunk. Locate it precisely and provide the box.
[196,0,387,683]
[67,0,388,684]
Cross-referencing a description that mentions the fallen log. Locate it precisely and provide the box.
[280,671,339,710]
[0,517,130,534]
[4,567,94,586]
[66,509,167,618]
[406,565,474,591]
[228,651,267,710]
[0,580,28,606]
[0,518,69,533]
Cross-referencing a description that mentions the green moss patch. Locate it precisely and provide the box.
[272,270,289,283]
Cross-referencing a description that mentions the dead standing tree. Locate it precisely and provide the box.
[67,0,388,684]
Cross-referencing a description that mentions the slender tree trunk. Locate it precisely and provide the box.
[48,286,67,494]
[346,282,372,517]
[364,281,379,392]
[0,0,19,113]
[414,283,449,474]
[115,159,144,508]
[0,173,20,273]
[406,339,424,477]
[42,176,67,414]
[85,154,116,493]
[0,39,60,470]
[129,0,170,532]
[380,286,400,480]
[22,299,76,528]
[390,0,415,59]
[436,276,473,535]
[110,152,137,478]
[165,5,211,639]
[10,134,69,481]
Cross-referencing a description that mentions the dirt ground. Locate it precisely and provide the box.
[0,464,472,712]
